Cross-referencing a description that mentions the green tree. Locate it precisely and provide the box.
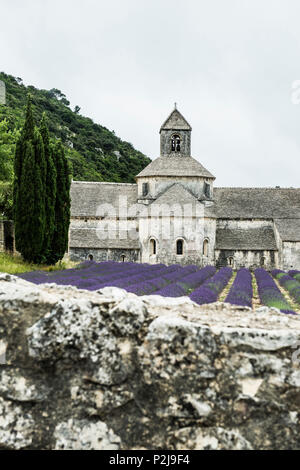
[14,96,47,263]
[0,119,17,181]
[0,72,151,184]
[40,113,57,262]
[13,95,35,219]
[0,182,13,219]
[49,140,70,263]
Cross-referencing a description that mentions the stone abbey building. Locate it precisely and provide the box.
[69,107,300,270]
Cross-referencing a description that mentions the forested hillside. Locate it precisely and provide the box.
[0,72,151,183]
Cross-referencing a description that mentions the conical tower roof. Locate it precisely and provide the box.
[136,155,215,179]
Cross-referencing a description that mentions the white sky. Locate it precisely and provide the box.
[1,0,300,187]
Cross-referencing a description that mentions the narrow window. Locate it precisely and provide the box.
[150,238,156,255]
[204,182,211,199]
[142,182,149,196]
[171,134,181,152]
[260,256,265,267]
[176,239,183,255]
[228,257,234,266]
[203,239,209,257]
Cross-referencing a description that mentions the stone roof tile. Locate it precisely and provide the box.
[69,228,139,249]
[151,183,200,206]
[213,187,300,219]
[160,108,192,131]
[136,156,215,178]
[216,227,277,250]
[274,218,300,242]
[70,181,138,217]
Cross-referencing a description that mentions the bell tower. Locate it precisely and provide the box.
[159,104,192,157]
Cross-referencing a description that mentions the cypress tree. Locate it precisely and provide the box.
[40,113,56,263]
[14,95,47,263]
[50,141,71,263]
[13,95,35,224]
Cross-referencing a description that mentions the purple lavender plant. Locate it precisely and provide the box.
[225,268,253,308]
[177,266,216,291]
[271,269,300,307]
[255,268,295,314]
[189,267,233,305]
[154,266,216,298]
[288,270,300,282]
[152,284,187,297]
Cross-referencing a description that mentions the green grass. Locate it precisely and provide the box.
[0,252,78,275]
[276,272,286,279]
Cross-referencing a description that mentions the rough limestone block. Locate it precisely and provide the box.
[0,275,300,449]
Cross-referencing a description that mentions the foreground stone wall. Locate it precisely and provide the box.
[1,274,300,450]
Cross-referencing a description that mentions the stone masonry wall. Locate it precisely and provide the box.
[282,242,300,271]
[137,176,213,200]
[1,274,300,449]
[69,247,140,263]
[215,249,277,270]
[140,215,216,266]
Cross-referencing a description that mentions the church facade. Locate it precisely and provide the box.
[69,107,300,271]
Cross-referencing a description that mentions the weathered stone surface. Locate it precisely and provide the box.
[1,274,300,449]
[0,397,35,449]
[171,426,253,450]
[54,419,121,450]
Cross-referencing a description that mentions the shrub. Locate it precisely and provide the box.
[225,268,253,308]
[189,267,233,305]
[255,268,295,314]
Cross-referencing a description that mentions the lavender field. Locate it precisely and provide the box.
[19,261,300,315]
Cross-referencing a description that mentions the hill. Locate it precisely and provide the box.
[0,72,151,183]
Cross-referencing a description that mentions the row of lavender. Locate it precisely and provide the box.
[18,261,299,314]
[272,269,300,309]
[255,268,295,314]
[19,261,171,291]
[19,261,228,302]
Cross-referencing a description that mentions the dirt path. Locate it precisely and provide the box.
[218,272,236,302]
[251,274,261,309]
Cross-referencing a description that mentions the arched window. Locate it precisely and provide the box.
[150,238,157,255]
[171,134,181,152]
[203,239,209,257]
[228,257,234,267]
[260,256,265,267]
[88,254,94,261]
[176,239,184,255]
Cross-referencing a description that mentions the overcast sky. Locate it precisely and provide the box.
[1,0,300,187]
